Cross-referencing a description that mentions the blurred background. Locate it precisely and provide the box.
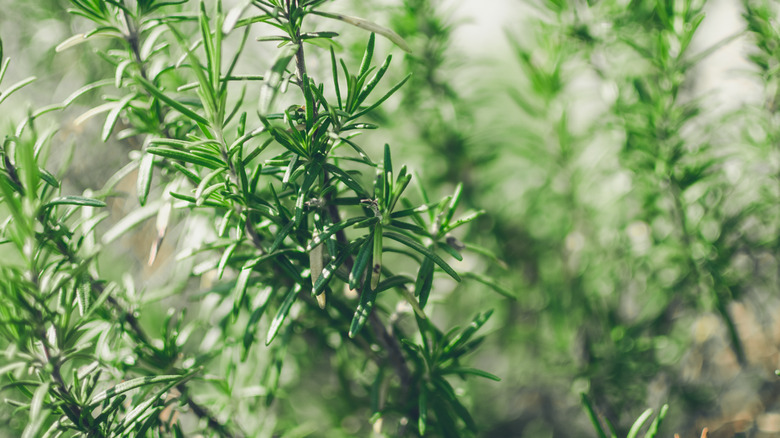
[3,0,780,437]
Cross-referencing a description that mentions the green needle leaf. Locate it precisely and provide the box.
[76,276,91,317]
[102,93,135,141]
[350,234,373,291]
[233,256,260,317]
[135,75,210,126]
[349,284,378,338]
[313,11,411,53]
[313,237,366,296]
[645,404,668,438]
[90,373,198,407]
[269,220,295,253]
[415,257,435,309]
[461,272,516,300]
[443,310,493,357]
[45,196,106,208]
[350,73,411,121]
[371,222,383,289]
[137,152,154,206]
[419,387,428,435]
[146,147,224,169]
[28,382,49,429]
[358,32,375,78]
[384,231,461,282]
[581,393,608,438]
[217,242,238,280]
[627,409,653,438]
[322,163,369,197]
[441,367,501,381]
[306,216,375,250]
[259,44,297,115]
[0,76,36,106]
[266,285,299,345]
[295,163,320,226]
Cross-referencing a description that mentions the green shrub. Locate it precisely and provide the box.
[0,1,504,436]
[6,1,780,437]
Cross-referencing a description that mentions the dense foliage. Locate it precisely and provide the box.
[0,0,504,436]
[4,0,780,437]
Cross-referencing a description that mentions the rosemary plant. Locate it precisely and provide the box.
[477,0,780,436]
[0,1,504,436]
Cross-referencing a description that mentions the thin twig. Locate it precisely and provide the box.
[177,384,238,438]
[122,10,171,138]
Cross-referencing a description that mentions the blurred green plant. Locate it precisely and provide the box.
[389,0,487,193]
[491,0,778,435]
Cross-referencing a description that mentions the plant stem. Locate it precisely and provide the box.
[122,10,170,138]
[286,15,413,432]
[177,384,237,438]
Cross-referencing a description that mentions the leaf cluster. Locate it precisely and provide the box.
[0,1,505,436]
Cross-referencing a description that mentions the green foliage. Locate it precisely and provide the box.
[583,393,669,438]
[478,0,780,436]
[0,1,502,436]
[5,0,780,437]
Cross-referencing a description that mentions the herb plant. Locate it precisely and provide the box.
[8,0,780,437]
[485,0,780,436]
[0,1,503,436]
